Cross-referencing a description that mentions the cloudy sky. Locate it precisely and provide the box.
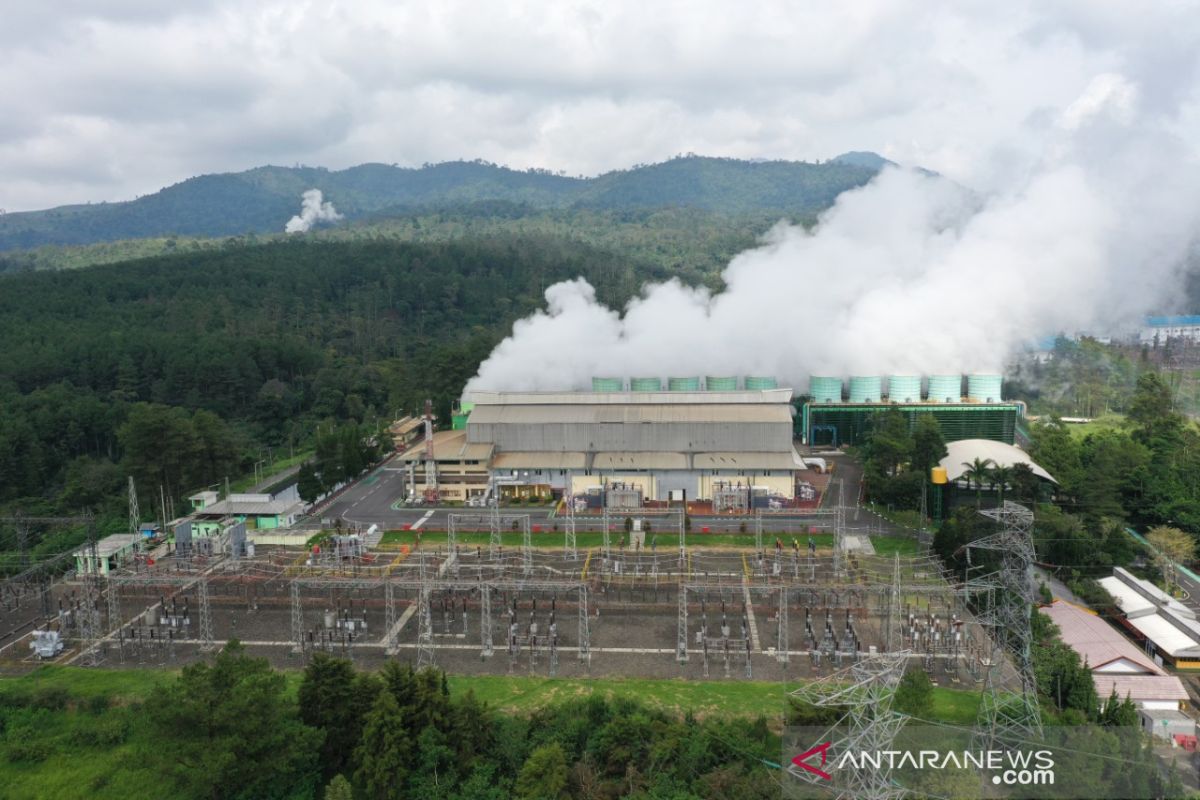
[1,0,1198,211]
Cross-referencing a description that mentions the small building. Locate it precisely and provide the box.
[389,416,425,451]
[397,429,493,502]
[188,490,219,512]
[74,534,139,576]
[1140,315,1200,345]
[1139,709,1197,744]
[1043,600,1190,711]
[1100,567,1200,668]
[190,490,305,530]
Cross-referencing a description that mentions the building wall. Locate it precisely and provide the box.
[699,473,794,499]
[805,403,1019,447]
[469,421,792,453]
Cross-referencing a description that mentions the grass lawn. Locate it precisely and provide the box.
[379,530,839,551]
[871,537,922,557]
[1063,413,1127,441]
[928,685,982,724]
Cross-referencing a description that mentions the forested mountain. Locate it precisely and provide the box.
[0,154,881,252]
[0,236,661,516]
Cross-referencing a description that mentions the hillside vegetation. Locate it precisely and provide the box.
[0,236,660,523]
[0,155,878,253]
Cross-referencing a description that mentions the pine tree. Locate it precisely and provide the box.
[355,690,412,800]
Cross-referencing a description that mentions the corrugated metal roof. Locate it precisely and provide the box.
[1094,675,1189,703]
[1125,613,1200,657]
[593,452,690,470]
[1042,600,1163,675]
[468,389,795,405]
[939,439,1056,484]
[492,452,587,469]
[196,498,304,517]
[694,450,806,469]
[76,534,139,558]
[467,404,792,425]
[396,430,494,463]
[389,417,423,436]
[1099,576,1156,617]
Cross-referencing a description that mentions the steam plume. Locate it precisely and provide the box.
[466,74,1200,396]
[285,189,342,233]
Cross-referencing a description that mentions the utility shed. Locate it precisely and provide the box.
[74,534,139,576]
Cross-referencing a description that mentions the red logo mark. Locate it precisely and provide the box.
[792,741,833,780]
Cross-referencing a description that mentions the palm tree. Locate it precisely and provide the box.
[989,465,1015,507]
[961,457,995,508]
[1010,462,1038,505]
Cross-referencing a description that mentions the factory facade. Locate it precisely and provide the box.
[403,379,808,507]
[801,373,1023,447]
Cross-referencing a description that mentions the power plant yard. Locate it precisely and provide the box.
[0,533,1007,690]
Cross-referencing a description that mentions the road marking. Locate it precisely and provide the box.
[410,511,434,530]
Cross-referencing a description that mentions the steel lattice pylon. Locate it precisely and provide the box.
[563,493,578,561]
[789,649,912,800]
[577,584,591,665]
[291,579,304,654]
[197,577,215,653]
[676,582,689,663]
[966,501,1042,747]
[127,477,140,553]
[416,585,435,668]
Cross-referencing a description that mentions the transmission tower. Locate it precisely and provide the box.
[13,513,29,570]
[77,518,104,666]
[481,585,494,657]
[291,579,305,654]
[577,584,591,666]
[563,492,577,560]
[383,579,397,655]
[789,649,911,800]
[884,552,901,652]
[521,516,532,575]
[127,477,140,550]
[488,501,502,560]
[966,501,1042,747]
[776,586,789,665]
[197,577,215,653]
[676,583,689,663]
[416,585,435,668]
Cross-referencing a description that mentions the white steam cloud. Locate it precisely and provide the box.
[285,189,343,233]
[466,73,1200,396]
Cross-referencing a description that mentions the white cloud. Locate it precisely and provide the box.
[0,1,1196,210]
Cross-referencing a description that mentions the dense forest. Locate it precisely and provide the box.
[0,236,662,523]
[0,155,880,252]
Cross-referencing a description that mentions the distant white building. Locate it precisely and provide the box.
[1140,315,1200,344]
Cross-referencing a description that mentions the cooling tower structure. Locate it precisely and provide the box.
[886,375,921,403]
[926,374,964,403]
[592,377,624,392]
[705,376,739,391]
[848,375,883,403]
[667,376,701,391]
[809,376,843,404]
[967,373,1003,402]
[630,377,663,392]
[744,376,778,390]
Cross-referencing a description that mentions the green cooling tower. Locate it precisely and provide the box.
[592,377,624,392]
[705,376,739,391]
[848,375,883,403]
[887,375,921,403]
[668,376,701,391]
[927,374,963,403]
[630,377,663,392]
[809,376,843,404]
[744,376,778,390]
[967,373,1003,402]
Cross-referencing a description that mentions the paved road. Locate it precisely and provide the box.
[306,450,914,537]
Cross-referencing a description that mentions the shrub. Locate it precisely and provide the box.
[32,686,69,711]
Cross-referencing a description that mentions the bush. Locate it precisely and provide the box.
[6,738,52,763]
[32,686,69,711]
[87,693,112,715]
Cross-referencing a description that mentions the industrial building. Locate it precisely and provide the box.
[1042,600,1189,711]
[466,379,802,506]
[800,373,1023,447]
[1139,314,1200,345]
[1100,567,1200,669]
[188,489,305,530]
[74,534,139,576]
[404,377,809,507]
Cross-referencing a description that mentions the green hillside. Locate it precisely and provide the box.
[0,155,879,253]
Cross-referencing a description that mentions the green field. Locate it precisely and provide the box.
[1062,413,1128,441]
[381,529,859,552]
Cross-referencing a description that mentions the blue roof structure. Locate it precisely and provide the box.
[1146,315,1200,327]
